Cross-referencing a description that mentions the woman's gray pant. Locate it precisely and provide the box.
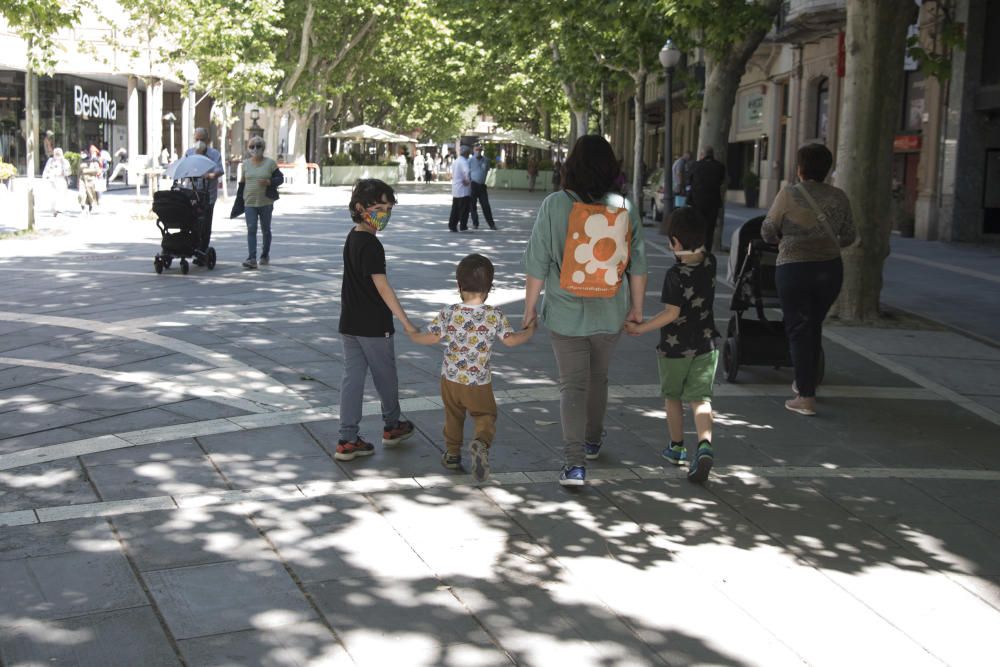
[550,331,621,467]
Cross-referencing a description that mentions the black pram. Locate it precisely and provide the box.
[721,216,825,383]
[152,179,217,275]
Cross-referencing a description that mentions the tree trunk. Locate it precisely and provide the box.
[217,101,229,199]
[631,70,647,214]
[572,109,589,143]
[834,0,918,321]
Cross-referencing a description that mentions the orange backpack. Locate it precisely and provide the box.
[559,193,632,298]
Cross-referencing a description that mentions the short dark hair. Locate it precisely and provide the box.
[666,207,706,250]
[797,143,833,182]
[562,135,619,203]
[456,253,494,293]
[349,179,397,223]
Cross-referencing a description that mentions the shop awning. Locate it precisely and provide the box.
[478,128,553,150]
[323,124,414,143]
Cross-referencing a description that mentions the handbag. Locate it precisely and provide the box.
[230,181,246,218]
[265,168,284,201]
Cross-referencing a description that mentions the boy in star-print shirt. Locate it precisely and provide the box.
[625,208,720,483]
[409,254,535,482]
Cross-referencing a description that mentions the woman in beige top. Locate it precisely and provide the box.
[761,143,856,416]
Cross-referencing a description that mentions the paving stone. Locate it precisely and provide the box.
[0,403,102,438]
[70,406,199,437]
[0,606,180,667]
[0,460,98,511]
[177,621,351,667]
[81,437,205,466]
[214,454,350,489]
[144,560,316,640]
[0,382,87,414]
[113,507,274,572]
[253,498,433,584]
[198,424,325,462]
[86,457,228,501]
[308,577,494,652]
[0,550,147,621]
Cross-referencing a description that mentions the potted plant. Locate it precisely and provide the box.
[0,160,16,191]
[743,169,760,209]
[64,151,81,189]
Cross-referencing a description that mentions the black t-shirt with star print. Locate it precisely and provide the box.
[658,253,720,358]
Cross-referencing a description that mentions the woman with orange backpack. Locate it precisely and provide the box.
[522,135,649,487]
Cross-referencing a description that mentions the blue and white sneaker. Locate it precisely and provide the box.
[687,442,714,483]
[559,465,586,487]
[583,441,602,460]
[662,443,688,466]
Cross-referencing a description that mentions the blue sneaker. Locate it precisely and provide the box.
[687,442,714,483]
[559,465,586,487]
[662,443,687,466]
[583,441,602,460]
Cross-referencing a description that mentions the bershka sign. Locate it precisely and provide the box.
[73,85,117,121]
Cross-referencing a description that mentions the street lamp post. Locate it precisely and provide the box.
[659,39,682,232]
[248,108,263,141]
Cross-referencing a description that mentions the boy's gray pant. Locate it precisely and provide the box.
[339,334,401,442]
[550,331,621,467]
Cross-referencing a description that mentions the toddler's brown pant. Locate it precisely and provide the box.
[441,378,497,455]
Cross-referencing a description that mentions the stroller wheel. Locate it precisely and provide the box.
[164,256,173,269]
[206,247,217,270]
[723,336,740,382]
[180,259,189,275]
[154,257,163,274]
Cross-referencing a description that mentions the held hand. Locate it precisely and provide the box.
[623,321,642,336]
[403,321,419,335]
[625,307,644,325]
[521,311,537,330]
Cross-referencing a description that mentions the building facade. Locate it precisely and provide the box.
[0,5,212,177]
[608,0,998,244]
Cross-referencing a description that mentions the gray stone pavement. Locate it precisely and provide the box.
[0,185,998,666]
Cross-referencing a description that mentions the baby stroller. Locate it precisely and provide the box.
[722,216,825,383]
[152,156,218,274]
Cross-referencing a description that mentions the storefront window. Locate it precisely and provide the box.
[902,70,925,132]
[0,70,25,172]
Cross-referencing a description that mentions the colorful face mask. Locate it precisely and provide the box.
[365,207,391,231]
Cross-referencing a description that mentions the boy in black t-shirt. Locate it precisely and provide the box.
[336,179,419,461]
[625,208,720,483]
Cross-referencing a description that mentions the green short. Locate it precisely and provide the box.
[657,349,719,402]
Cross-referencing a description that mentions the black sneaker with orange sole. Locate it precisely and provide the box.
[335,437,375,461]
[382,419,415,446]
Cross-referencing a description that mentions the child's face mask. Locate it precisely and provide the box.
[365,207,392,231]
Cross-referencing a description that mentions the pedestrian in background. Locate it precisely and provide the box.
[448,144,472,232]
[527,154,539,192]
[336,178,417,461]
[413,150,425,184]
[408,253,535,481]
[78,144,102,214]
[672,151,691,207]
[239,137,282,269]
[762,143,856,416]
[522,135,649,487]
[42,147,70,217]
[468,144,496,230]
[185,127,224,265]
[689,146,727,250]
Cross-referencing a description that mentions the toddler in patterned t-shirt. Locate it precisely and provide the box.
[409,253,535,481]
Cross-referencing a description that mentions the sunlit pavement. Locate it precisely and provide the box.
[1,184,998,666]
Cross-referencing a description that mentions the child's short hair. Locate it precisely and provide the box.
[349,179,397,223]
[666,207,706,250]
[456,253,494,293]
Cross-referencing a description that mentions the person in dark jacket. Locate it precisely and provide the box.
[689,146,727,250]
